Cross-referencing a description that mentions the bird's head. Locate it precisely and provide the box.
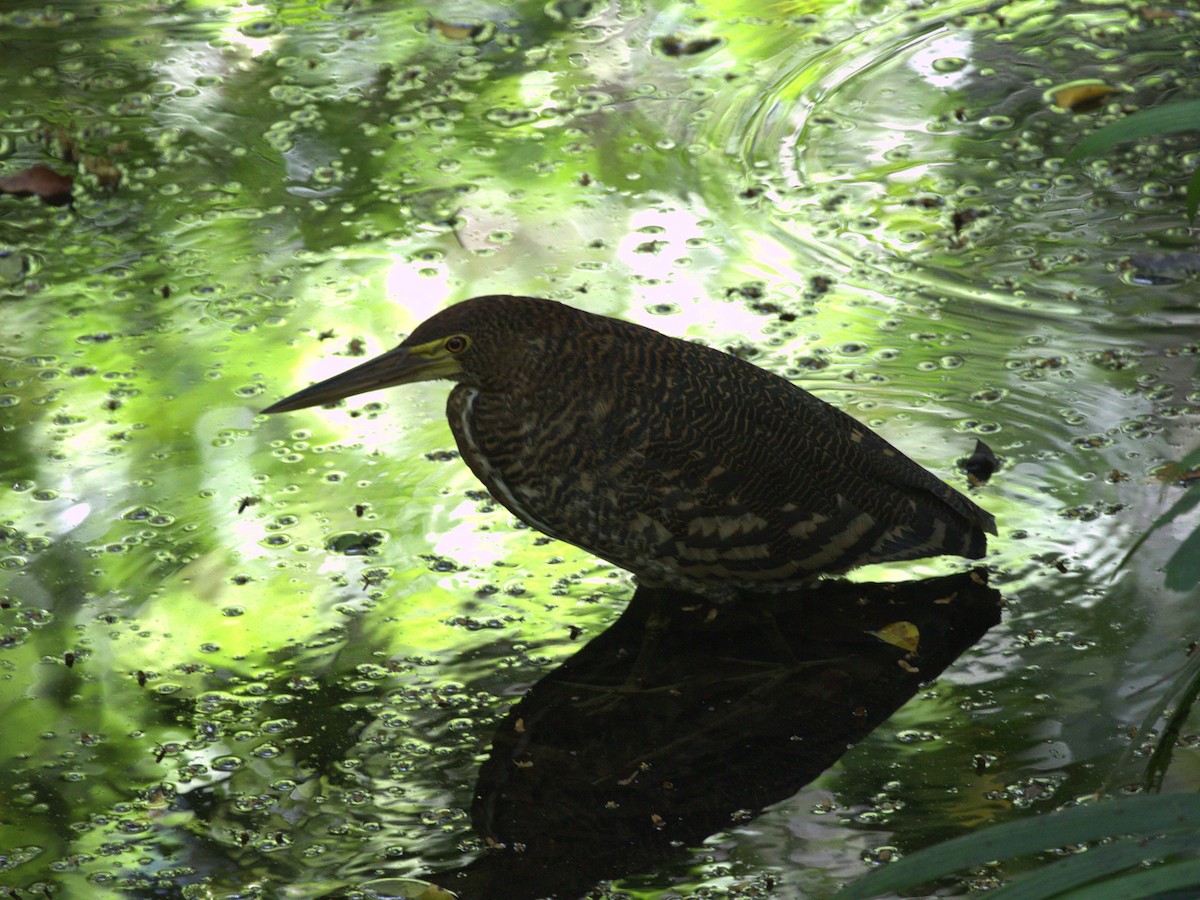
[261,295,570,414]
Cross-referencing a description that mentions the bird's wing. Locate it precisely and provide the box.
[622,363,989,576]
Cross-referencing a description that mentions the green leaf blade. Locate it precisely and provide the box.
[1064,101,1200,164]
[840,794,1200,899]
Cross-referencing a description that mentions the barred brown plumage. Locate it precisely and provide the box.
[263,295,996,598]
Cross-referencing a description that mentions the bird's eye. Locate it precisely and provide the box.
[444,335,469,354]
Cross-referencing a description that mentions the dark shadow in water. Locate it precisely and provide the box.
[411,570,1003,899]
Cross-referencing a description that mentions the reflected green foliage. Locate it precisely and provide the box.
[1136,648,1200,794]
[1120,445,1200,591]
[843,793,1200,899]
[1,0,1199,896]
[1066,100,1200,220]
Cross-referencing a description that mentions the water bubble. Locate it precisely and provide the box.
[325,532,385,555]
[239,18,280,36]
[212,756,245,772]
[932,57,966,73]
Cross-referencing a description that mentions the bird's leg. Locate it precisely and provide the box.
[756,603,802,666]
[564,588,677,707]
[621,589,672,690]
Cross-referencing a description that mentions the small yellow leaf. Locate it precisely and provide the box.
[428,17,487,41]
[1049,81,1120,113]
[868,620,920,653]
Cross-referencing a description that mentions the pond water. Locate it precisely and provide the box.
[1,0,1198,897]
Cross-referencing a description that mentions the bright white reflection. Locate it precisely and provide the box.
[614,205,707,286]
[908,32,975,90]
[221,6,279,58]
[432,496,514,572]
[382,256,454,327]
[517,69,559,113]
[58,502,91,532]
[615,205,768,339]
[199,406,271,558]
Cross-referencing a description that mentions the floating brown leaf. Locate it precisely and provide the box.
[428,17,489,40]
[0,165,73,206]
[658,35,722,57]
[1153,462,1200,485]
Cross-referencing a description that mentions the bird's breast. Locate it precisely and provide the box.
[448,385,594,539]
